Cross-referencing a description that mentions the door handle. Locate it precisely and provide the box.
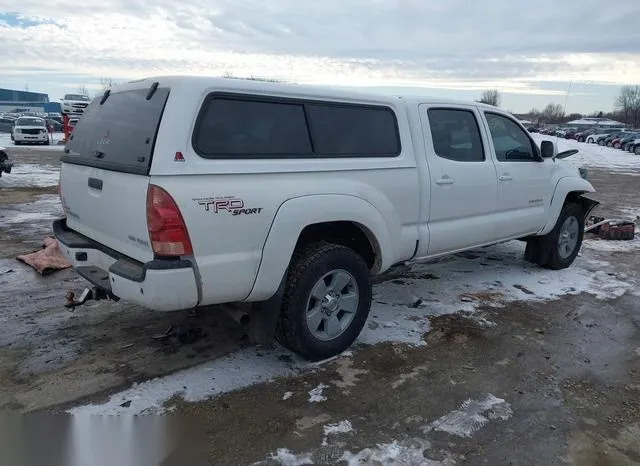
[498,174,513,182]
[435,176,454,185]
[88,177,103,190]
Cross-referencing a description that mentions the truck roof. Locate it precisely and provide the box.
[116,75,497,110]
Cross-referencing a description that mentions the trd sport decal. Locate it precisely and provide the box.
[193,196,263,216]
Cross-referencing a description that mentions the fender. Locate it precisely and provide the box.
[246,194,395,302]
[539,177,596,235]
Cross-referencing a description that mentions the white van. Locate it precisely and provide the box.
[54,76,597,360]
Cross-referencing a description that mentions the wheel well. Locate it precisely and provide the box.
[295,221,380,271]
[565,191,598,219]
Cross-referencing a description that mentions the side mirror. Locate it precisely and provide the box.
[540,140,556,158]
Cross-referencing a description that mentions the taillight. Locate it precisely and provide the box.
[146,184,193,257]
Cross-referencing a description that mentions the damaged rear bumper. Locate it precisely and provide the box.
[53,219,199,311]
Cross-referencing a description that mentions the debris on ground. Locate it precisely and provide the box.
[16,237,71,275]
[0,147,13,177]
[586,216,637,240]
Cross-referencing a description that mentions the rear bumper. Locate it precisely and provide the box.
[53,219,199,311]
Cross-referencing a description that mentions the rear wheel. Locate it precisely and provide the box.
[276,242,372,361]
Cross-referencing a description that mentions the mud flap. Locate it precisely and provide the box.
[525,236,552,266]
[248,274,286,346]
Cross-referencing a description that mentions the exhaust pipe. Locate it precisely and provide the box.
[220,304,250,327]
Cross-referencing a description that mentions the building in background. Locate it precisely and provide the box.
[0,88,61,114]
[565,117,625,128]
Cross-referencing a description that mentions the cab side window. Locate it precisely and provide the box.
[427,108,485,162]
[485,113,539,162]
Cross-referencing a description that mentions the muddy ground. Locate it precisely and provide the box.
[0,144,639,465]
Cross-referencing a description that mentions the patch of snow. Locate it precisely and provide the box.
[69,347,304,415]
[423,394,512,438]
[531,134,640,175]
[0,163,60,188]
[282,391,293,400]
[361,241,631,347]
[583,238,640,252]
[308,383,328,403]
[341,439,454,466]
[323,420,353,436]
[266,449,313,466]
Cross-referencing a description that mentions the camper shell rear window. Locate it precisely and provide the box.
[61,86,169,175]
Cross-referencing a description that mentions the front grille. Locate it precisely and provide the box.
[72,103,88,108]
[22,129,43,135]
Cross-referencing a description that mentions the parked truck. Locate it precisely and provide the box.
[53,77,598,360]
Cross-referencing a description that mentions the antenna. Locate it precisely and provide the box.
[554,80,573,147]
[562,80,573,117]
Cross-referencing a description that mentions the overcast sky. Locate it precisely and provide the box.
[1,0,639,113]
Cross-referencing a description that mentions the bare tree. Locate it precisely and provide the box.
[540,103,565,123]
[615,85,640,128]
[77,84,89,96]
[99,77,114,91]
[478,89,501,107]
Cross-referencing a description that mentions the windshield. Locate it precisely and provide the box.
[16,118,45,126]
[64,94,90,101]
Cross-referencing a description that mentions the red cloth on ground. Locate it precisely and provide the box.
[17,237,71,275]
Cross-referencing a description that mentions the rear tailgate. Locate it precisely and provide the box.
[59,83,170,263]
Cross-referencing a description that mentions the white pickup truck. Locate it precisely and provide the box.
[54,77,598,360]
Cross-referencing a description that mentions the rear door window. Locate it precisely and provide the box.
[63,86,169,175]
[427,108,485,162]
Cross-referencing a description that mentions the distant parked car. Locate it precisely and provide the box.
[60,93,92,115]
[602,132,628,147]
[586,128,623,144]
[620,133,640,151]
[11,116,49,145]
[628,139,640,155]
[564,129,580,140]
[575,128,599,142]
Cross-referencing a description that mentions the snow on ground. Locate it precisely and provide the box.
[70,238,636,416]
[583,236,640,252]
[422,394,513,438]
[0,132,66,151]
[0,163,60,188]
[361,240,631,346]
[532,133,640,175]
[340,440,454,466]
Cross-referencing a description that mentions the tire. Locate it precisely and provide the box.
[587,138,593,144]
[598,140,605,146]
[542,203,584,270]
[614,143,620,149]
[635,145,640,155]
[276,241,372,361]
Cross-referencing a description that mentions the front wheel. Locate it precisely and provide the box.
[543,203,584,270]
[635,145,640,155]
[276,242,372,361]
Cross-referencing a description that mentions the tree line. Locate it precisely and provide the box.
[478,86,640,127]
